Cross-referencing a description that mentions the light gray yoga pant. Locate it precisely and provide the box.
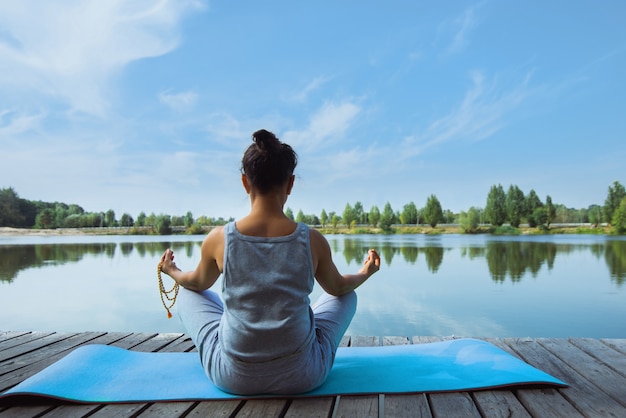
[177,288,356,394]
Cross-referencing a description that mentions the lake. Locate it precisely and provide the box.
[1,233,625,338]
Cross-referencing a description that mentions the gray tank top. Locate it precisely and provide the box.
[219,221,315,362]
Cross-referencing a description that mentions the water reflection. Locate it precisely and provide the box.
[483,241,557,283]
[0,241,201,282]
[1,236,625,285]
[605,240,626,285]
[336,236,625,285]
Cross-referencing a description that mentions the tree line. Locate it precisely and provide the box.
[0,187,232,234]
[285,180,626,234]
[1,180,625,234]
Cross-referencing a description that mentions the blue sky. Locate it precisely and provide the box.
[1,1,624,221]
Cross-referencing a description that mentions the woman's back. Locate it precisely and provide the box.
[219,221,316,362]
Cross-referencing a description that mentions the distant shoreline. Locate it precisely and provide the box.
[0,224,614,237]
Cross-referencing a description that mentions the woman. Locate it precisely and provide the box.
[160,129,380,395]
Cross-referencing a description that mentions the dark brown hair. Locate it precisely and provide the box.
[241,129,298,194]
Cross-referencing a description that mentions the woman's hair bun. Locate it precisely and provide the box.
[252,129,279,151]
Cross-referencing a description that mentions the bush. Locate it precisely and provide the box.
[492,225,521,235]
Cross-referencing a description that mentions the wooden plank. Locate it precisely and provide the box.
[514,387,584,418]
[537,338,626,408]
[185,400,245,417]
[128,333,187,352]
[569,338,626,376]
[602,338,626,355]
[85,402,150,417]
[472,390,531,418]
[234,399,289,417]
[382,336,409,346]
[0,404,56,417]
[332,395,378,418]
[339,335,350,347]
[0,332,36,350]
[284,397,334,418]
[351,336,379,347]
[137,401,197,417]
[503,337,626,417]
[428,392,481,418]
[385,394,432,418]
[0,333,78,363]
[29,404,104,418]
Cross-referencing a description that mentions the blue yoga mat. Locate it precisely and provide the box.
[0,338,566,403]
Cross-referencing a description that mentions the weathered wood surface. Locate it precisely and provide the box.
[1,331,625,417]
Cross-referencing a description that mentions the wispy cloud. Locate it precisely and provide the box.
[403,70,531,157]
[0,0,205,116]
[440,4,482,55]
[159,90,199,112]
[0,109,44,137]
[285,75,333,103]
[283,101,361,152]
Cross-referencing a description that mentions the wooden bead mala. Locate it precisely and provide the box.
[157,260,179,318]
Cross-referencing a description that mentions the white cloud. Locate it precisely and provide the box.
[283,101,361,152]
[158,90,199,111]
[403,70,530,157]
[0,0,205,116]
[286,75,333,103]
[440,4,482,55]
[0,109,44,137]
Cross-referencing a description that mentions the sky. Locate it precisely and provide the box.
[1,1,625,221]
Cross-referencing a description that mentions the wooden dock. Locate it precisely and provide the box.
[1,332,625,417]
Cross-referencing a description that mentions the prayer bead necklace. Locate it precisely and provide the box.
[157,261,179,318]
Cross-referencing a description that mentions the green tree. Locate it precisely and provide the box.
[136,211,146,227]
[285,207,294,220]
[400,202,418,225]
[155,214,172,235]
[422,195,443,228]
[588,205,603,226]
[459,207,480,233]
[532,207,548,229]
[525,189,543,227]
[545,195,556,227]
[485,184,507,226]
[120,213,134,227]
[353,201,365,224]
[442,209,455,224]
[368,205,380,227]
[35,208,55,229]
[612,197,626,234]
[295,209,305,223]
[0,187,26,227]
[320,209,328,227]
[505,185,525,227]
[379,202,395,231]
[604,181,626,225]
[184,211,194,227]
[331,214,340,229]
[342,203,356,227]
[105,209,116,227]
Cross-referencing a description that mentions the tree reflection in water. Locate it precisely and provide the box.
[0,236,624,286]
[0,241,200,282]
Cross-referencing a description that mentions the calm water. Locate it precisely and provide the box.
[1,233,625,338]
